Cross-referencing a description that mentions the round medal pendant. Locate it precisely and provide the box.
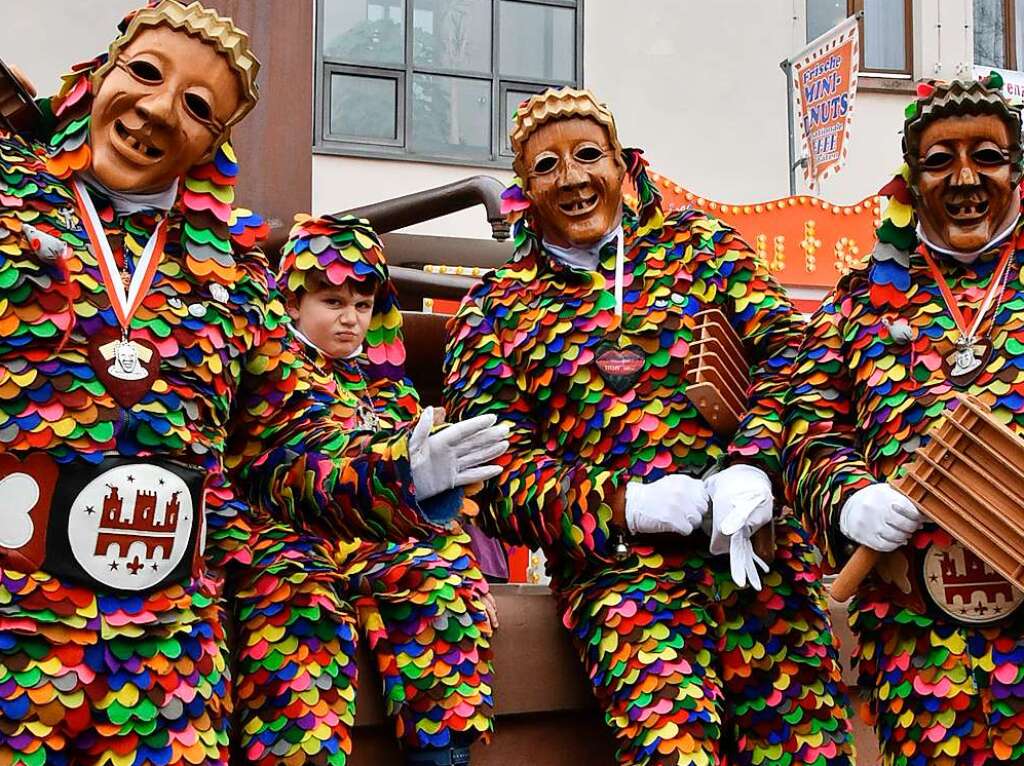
[944,336,993,388]
[86,326,161,407]
[922,541,1024,624]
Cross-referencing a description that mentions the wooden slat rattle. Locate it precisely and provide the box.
[831,395,1024,601]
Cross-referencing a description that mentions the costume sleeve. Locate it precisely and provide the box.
[443,294,625,565]
[228,267,450,544]
[712,227,804,483]
[782,288,876,567]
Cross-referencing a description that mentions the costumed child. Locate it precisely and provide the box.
[443,86,855,766]
[785,73,1024,766]
[231,213,506,766]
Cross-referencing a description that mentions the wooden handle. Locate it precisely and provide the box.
[752,523,775,563]
[830,546,881,602]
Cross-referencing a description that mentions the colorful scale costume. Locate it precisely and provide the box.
[0,11,265,764]
[444,177,854,764]
[0,6,398,766]
[228,214,494,763]
[785,162,1024,765]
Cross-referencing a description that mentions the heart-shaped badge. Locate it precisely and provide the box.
[594,341,645,394]
[87,326,162,408]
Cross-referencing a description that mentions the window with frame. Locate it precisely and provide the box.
[806,0,913,76]
[974,0,1024,71]
[315,0,583,166]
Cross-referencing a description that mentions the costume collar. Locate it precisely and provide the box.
[916,216,1018,265]
[290,325,325,357]
[542,225,622,272]
[78,171,179,217]
[291,325,366,366]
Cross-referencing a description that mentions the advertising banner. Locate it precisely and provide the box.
[789,15,860,187]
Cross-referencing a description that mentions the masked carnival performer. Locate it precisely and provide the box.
[785,74,1024,766]
[0,3,417,765]
[442,87,854,766]
[232,213,500,766]
[0,2,279,764]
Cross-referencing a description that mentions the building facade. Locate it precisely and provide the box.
[1,1,1011,252]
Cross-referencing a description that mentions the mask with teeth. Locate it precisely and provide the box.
[522,116,626,248]
[89,24,243,192]
[914,112,1020,254]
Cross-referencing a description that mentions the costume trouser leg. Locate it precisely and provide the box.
[0,605,229,766]
[714,516,855,766]
[233,527,358,766]
[560,559,725,766]
[852,599,1024,766]
[560,517,855,766]
[351,531,495,752]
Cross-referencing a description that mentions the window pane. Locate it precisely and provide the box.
[806,0,846,42]
[503,87,540,152]
[330,73,398,140]
[413,0,492,73]
[411,74,491,157]
[975,0,1008,69]
[863,0,907,71]
[323,0,406,66]
[500,1,575,81]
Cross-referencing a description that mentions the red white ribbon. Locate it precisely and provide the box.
[72,178,168,331]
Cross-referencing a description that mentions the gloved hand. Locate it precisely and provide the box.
[705,464,774,590]
[409,407,510,501]
[625,474,709,537]
[840,483,924,552]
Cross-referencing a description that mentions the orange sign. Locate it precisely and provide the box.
[642,171,880,311]
[791,15,860,186]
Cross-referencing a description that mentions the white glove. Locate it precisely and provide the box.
[840,483,924,552]
[705,464,774,590]
[625,474,709,537]
[409,407,510,501]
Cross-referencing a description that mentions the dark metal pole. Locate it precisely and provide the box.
[339,175,510,242]
[780,58,797,196]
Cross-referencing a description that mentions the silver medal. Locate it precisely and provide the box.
[109,339,144,381]
[950,335,982,378]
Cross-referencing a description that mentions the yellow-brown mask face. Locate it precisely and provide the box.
[915,112,1020,253]
[522,116,626,248]
[89,25,242,192]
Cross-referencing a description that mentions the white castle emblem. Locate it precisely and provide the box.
[69,464,195,590]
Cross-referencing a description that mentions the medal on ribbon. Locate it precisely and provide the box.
[74,179,168,407]
[920,241,1015,389]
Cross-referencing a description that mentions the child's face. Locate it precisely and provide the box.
[289,281,374,359]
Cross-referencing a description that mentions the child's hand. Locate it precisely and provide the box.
[480,590,499,633]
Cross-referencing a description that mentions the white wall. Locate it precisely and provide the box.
[1,1,140,98]
[312,155,513,239]
[584,0,972,206]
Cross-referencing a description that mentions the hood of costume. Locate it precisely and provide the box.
[278,213,419,427]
